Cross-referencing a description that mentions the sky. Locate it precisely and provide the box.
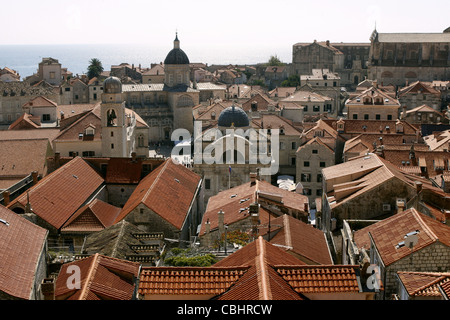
[2,0,449,48]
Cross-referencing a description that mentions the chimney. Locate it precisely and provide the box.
[2,190,10,206]
[397,200,405,213]
[250,172,257,185]
[131,152,137,162]
[32,171,38,185]
[218,210,225,236]
[415,181,423,194]
[249,203,260,239]
[54,152,60,168]
[203,219,211,248]
[41,278,55,300]
[304,202,309,213]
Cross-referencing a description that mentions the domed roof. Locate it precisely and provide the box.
[164,34,190,65]
[103,76,122,94]
[218,105,250,128]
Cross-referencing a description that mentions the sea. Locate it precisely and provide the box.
[0,43,292,79]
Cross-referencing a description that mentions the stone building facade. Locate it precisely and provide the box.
[292,40,370,89]
[368,28,450,87]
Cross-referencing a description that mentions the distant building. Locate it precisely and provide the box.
[345,85,401,121]
[37,57,63,86]
[368,28,450,86]
[292,40,370,89]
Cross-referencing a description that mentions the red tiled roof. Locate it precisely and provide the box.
[397,271,450,298]
[215,236,306,268]
[275,265,362,294]
[199,180,308,235]
[262,215,333,265]
[7,157,104,229]
[55,253,140,300]
[104,157,144,184]
[0,205,48,299]
[115,158,202,229]
[22,96,57,108]
[0,139,51,177]
[61,198,121,233]
[138,237,366,300]
[139,267,249,297]
[354,208,450,266]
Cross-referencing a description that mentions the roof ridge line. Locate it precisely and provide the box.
[412,209,438,242]
[411,275,450,296]
[256,237,272,300]
[283,215,292,249]
[143,159,170,203]
[80,253,100,300]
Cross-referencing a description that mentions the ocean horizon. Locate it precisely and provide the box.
[0,43,292,80]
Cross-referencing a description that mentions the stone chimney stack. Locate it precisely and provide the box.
[32,171,38,185]
[55,152,60,168]
[2,190,10,206]
[218,210,225,237]
[250,172,257,185]
[41,278,55,300]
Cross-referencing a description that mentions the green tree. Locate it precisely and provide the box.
[281,74,300,87]
[87,58,104,79]
[266,55,285,66]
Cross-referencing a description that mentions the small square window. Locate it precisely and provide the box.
[312,149,318,154]
[304,161,310,167]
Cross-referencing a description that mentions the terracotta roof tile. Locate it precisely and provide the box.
[275,265,361,294]
[61,198,121,233]
[115,159,201,229]
[354,208,450,266]
[7,157,104,229]
[262,215,333,265]
[0,205,48,299]
[139,267,248,297]
[55,253,140,300]
[397,271,450,298]
[0,139,51,177]
[199,180,308,235]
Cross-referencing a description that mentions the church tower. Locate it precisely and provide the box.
[101,76,128,157]
[163,33,197,134]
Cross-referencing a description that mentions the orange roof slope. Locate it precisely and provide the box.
[115,159,201,229]
[214,236,306,268]
[200,180,308,235]
[139,267,249,297]
[0,205,48,300]
[275,265,362,294]
[354,208,450,266]
[263,215,333,265]
[0,139,51,177]
[61,198,121,233]
[397,271,450,298]
[55,253,140,300]
[8,157,104,229]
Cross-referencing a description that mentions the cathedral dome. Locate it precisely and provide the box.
[103,76,122,94]
[164,34,190,65]
[218,105,250,128]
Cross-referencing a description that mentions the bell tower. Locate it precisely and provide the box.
[101,76,128,157]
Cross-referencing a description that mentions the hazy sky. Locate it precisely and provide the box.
[2,0,449,48]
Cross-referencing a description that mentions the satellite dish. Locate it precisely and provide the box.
[404,234,419,249]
